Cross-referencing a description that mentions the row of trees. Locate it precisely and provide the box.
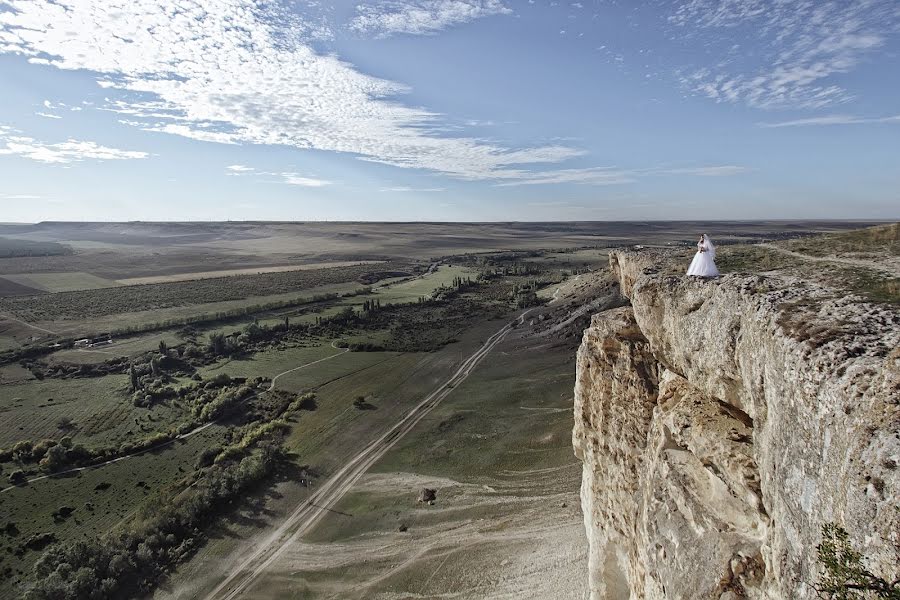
[25,443,287,600]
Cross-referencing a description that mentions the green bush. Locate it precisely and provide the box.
[817,523,900,599]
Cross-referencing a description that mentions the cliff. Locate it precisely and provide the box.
[574,250,900,599]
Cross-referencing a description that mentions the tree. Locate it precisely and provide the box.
[41,444,68,472]
[817,523,900,599]
[158,340,168,356]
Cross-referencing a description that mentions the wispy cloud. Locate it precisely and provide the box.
[496,167,636,187]
[759,114,900,128]
[0,0,575,183]
[224,165,330,187]
[282,173,331,187]
[496,164,748,187]
[656,165,748,177]
[36,112,62,119]
[0,125,148,164]
[672,0,900,109]
[350,1,511,38]
[1,194,43,200]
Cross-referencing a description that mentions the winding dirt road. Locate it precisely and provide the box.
[203,311,530,600]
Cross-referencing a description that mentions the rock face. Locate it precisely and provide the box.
[573,250,900,599]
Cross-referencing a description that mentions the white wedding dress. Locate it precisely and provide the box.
[686,235,719,277]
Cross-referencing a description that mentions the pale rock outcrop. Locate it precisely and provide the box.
[574,250,900,599]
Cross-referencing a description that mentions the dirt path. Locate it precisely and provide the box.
[202,311,531,600]
[0,343,350,494]
[0,312,57,336]
[758,243,899,276]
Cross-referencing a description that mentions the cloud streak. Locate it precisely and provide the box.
[224,165,330,187]
[759,114,900,128]
[350,1,511,37]
[495,164,748,187]
[0,0,575,182]
[0,125,148,164]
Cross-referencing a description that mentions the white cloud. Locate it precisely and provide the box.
[2,194,43,199]
[35,112,62,119]
[672,0,900,109]
[0,125,148,164]
[225,165,330,187]
[0,0,574,183]
[281,173,331,187]
[350,1,511,37]
[759,114,900,128]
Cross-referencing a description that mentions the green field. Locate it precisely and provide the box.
[0,425,229,592]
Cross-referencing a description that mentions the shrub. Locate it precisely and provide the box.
[817,523,900,599]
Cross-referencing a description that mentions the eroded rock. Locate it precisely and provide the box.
[574,250,900,599]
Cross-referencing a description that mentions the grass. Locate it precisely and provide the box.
[297,329,576,546]
[244,327,584,599]
[783,222,900,257]
[0,425,228,597]
[197,342,347,381]
[369,265,479,304]
[716,245,795,273]
[827,266,900,304]
[0,373,150,449]
[0,272,120,293]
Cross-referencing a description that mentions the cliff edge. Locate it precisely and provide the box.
[574,250,900,599]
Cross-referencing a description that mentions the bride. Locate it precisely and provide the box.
[686,234,719,277]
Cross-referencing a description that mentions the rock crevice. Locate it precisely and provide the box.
[574,250,900,599]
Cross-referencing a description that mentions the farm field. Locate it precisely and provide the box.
[0,272,121,293]
[115,261,383,286]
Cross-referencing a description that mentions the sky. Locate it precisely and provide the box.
[0,0,898,222]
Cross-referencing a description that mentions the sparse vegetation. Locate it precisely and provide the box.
[816,523,900,599]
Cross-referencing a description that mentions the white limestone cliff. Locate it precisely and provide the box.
[573,250,900,599]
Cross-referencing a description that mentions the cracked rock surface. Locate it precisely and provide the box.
[574,250,900,599]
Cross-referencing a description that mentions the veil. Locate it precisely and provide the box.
[703,235,716,259]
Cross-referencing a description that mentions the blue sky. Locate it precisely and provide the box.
[0,0,898,222]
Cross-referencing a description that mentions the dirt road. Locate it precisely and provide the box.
[203,311,530,600]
